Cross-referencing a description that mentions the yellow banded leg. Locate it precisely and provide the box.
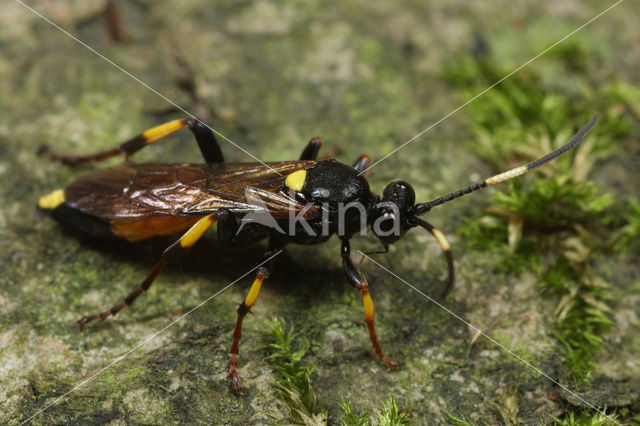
[39,118,224,165]
[359,277,397,370]
[229,263,271,392]
[341,239,397,370]
[39,119,189,165]
[77,213,217,330]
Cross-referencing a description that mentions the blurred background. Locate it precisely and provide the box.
[1,0,638,424]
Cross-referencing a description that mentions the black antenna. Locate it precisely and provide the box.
[413,113,598,215]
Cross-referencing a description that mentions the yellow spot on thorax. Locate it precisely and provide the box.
[38,189,65,210]
[142,119,186,144]
[284,169,307,192]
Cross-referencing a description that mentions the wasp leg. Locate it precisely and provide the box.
[352,154,371,174]
[215,208,239,244]
[77,212,220,329]
[228,246,278,392]
[39,118,223,165]
[298,136,323,160]
[341,239,397,370]
[188,120,224,163]
[412,218,454,300]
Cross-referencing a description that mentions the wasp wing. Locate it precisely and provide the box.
[64,161,317,221]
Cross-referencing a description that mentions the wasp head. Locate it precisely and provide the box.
[370,180,417,246]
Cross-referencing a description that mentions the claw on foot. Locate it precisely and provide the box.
[384,357,399,371]
[76,316,95,331]
[229,371,245,393]
[228,355,245,392]
[76,310,111,331]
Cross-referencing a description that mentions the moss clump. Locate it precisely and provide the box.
[264,317,327,425]
[613,198,640,253]
[264,318,415,425]
[541,257,613,379]
[339,397,413,426]
[552,409,618,426]
[445,412,477,426]
[443,43,639,380]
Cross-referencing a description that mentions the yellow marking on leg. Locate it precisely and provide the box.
[485,165,527,186]
[363,291,375,322]
[244,273,265,308]
[179,215,215,248]
[432,228,451,252]
[38,189,65,210]
[141,119,186,144]
[284,169,307,191]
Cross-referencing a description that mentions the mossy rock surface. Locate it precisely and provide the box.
[1,1,639,424]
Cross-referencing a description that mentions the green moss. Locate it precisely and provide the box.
[541,257,613,381]
[264,318,418,425]
[445,412,478,426]
[339,397,413,426]
[493,179,614,230]
[339,399,371,426]
[613,198,640,253]
[264,317,327,424]
[445,49,632,381]
[442,50,637,172]
[370,397,414,426]
[552,409,618,426]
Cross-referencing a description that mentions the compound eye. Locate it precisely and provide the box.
[284,169,307,192]
[382,181,415,210]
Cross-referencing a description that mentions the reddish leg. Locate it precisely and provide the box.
[39,117,224,165]
[77,260,167,329]
[77,213,218,329]
[228,249,277,391]
[341,239,397,370]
